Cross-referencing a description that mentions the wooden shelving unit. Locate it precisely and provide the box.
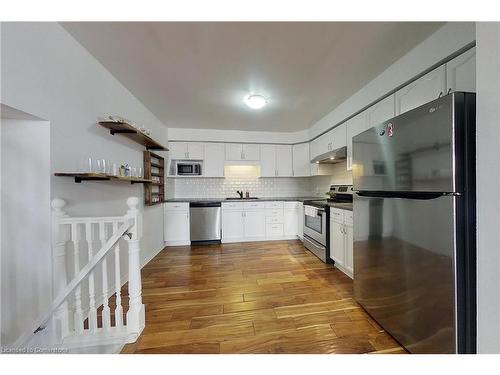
[55,173,153,184]
[98,121,168,151]
[143,151,165,206]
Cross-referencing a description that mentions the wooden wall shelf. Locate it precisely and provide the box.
[55,173,153,184]
[143,151,165,206]
[98,121,168,151]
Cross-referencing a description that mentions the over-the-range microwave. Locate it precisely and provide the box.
[171,160,203,176]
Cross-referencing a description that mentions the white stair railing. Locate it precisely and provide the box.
[14,197,145,349]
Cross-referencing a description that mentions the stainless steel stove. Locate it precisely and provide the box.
[303,185,353,263]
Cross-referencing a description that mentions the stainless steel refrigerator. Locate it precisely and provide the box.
[352,92,476,354]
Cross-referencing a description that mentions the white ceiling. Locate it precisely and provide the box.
[62,22,443,132]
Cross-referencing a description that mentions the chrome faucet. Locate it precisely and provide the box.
[236,190,244,199]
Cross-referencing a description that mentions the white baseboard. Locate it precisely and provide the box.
[221,235,299,244]
[164,240,191,246]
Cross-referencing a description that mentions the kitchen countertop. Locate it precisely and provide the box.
[165,196,322,203]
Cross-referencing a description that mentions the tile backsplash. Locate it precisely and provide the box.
[166,161,353,199]
[167,177,313,199]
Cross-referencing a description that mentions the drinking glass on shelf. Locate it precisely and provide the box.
[95,159,104,174]
[106,160,113,174]
[138,167,143,179]
[131,167,137,178]
[80,157,94,173]
[111,162,118,176]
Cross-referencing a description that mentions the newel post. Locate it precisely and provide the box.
[51,198,70,338]
[124,197,145,341]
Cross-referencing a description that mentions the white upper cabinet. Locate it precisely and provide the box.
[275,145,293,177]
[203,143,225,177]
[168,142,188,160]
[225,143,260,161]
[242,144,260,161]
[346,95,396,171]
[292,143,311,177]
[346,111,366,171]
[395,65,446,115]
[168,142,204,160]
[309,123,347,161]
[366,94,396,128]
[260,144,276,177]
[332,123,347,150]
[187,142,204,160]
[225,143,242,161]
[260,144,293,177]
[446,47,476,93]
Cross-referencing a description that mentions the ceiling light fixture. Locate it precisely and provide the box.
[244,94,267,110]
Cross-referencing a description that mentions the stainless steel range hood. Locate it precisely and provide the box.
[310,146,347,164]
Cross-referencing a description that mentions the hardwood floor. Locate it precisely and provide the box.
[121,240,406,354]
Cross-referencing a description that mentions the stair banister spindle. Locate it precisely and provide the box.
[99,221,111,330]
[113,221,123,328]
[51,198,70,339]
[124,197,145,340]
[85,222,98,331]
[71,223,84,333]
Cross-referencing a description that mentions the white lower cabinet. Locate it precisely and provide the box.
[164,203,190,246]
[284,202,300,236]
[244,210,266,239]
[298,203,304,239]
[329,208,353,278]
[221,201,300,243]
[222,210,246,240]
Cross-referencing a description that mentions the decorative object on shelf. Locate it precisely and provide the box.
[54,173,152,184]
[98,118,168,151]
[143,151,165,206]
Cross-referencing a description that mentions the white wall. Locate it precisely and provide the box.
[0,22,168,342]
[1,118,51,345]
[475,22,500,354]
[1,22,167,264]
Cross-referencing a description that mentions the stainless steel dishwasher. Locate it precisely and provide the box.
[189,201,222,243]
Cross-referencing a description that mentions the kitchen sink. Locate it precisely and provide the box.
[225,197,259,200]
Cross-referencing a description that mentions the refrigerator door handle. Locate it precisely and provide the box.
[355,191,452,200]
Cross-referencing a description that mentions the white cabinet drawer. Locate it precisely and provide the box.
[265,201,284,209]
[222,202,244,210]
[329,207,344,222]
[164,202,189,211]
[284,201,300,209]
[266,223,284,237]
[243,201,266,210]
[265,208,283,217]
[265,216,283,224]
